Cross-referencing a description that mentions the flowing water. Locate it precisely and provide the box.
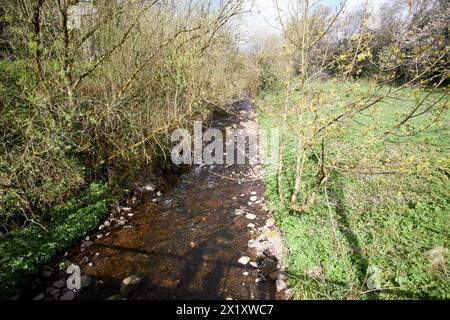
[28,99,284,300]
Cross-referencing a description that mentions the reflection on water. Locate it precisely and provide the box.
[70,99,280,300]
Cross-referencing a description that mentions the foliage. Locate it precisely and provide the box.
[0,182,116,298]
[0,0,256,298]
[0,0,254,232]
[259,81,449,299]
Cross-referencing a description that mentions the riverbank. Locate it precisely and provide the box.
[12,99,289,301]
[257,81,449,300]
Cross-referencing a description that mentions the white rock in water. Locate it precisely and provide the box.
[243,272,249,276]
[104,221,111,227]
[238,256,251,265]
[251,191,257,196]
[122,207,132,211]
[247,223,255,228]
[246,214,257,220]
[144,183,155,192]
[250,196,258,202]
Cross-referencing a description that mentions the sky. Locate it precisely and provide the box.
[238,0,391,43]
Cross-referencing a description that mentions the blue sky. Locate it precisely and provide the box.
[238,0,388,40]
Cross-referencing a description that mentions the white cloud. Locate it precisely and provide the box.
[239,0,282,38]
[236,0,396,47]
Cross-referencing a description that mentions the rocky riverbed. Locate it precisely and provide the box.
[25,99,289,301]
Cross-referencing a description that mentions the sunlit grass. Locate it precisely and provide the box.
[259,80,450,300]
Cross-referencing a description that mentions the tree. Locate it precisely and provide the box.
[265,0,448,212]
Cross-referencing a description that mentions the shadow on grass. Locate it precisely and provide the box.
[327,175,372,296]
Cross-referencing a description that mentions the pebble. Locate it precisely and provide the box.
[243,272,249,276]
[104,221,111,227]
[120,274,143,296]
[260,259,279,277]
[53,279,66,289]
[269,270,284,280]
[276,279,288,293]
[33,293,45,300]
[250,196,258,202]
[266,218,276,228]
[247,223,255,228]
[238,256,251,266]
[246,214,257,220]
[49,288,61,296]
[248,240,258,248]
[60,290,75,300]
[81,240,94,249]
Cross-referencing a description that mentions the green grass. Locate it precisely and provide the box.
[259,80,450,300]
[0,182,120,299]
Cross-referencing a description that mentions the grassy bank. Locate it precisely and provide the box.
[0,182,120,298]
[258,81,449,299]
